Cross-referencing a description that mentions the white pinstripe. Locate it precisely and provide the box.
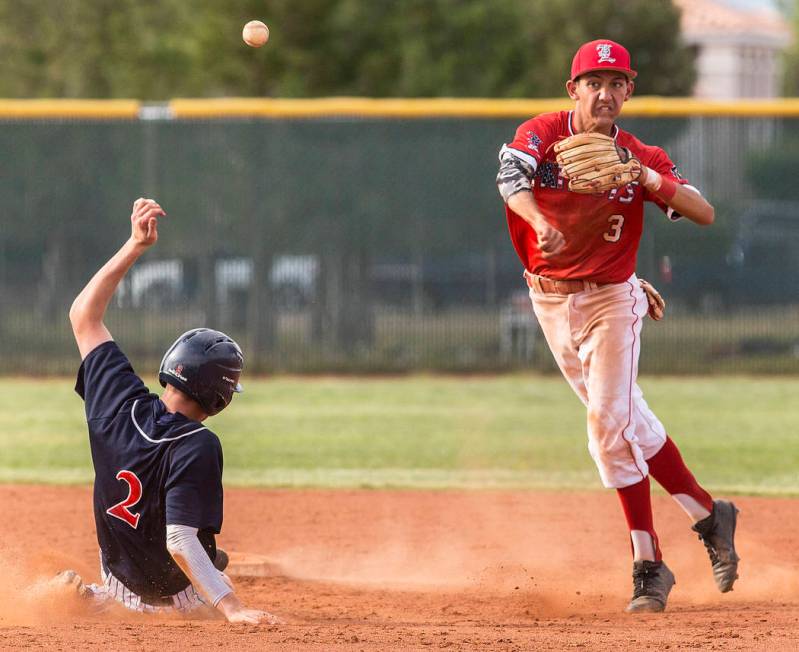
[90,556,206,614]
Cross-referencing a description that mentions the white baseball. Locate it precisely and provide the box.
[242,20,269,48]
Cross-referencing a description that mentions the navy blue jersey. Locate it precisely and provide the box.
[75,341,224,602]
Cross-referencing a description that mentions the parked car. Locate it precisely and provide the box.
[660,200,799,310]
[216,255,319,308]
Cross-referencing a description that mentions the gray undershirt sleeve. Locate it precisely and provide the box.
[166,523,233,607]
[496,144,538,203]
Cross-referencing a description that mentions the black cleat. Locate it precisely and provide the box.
[626,560,676,613]
[693,500,740,592]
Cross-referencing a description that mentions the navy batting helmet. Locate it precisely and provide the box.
[158,328,244,416]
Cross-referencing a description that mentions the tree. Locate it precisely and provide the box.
[517,0,696,97]
[183,0,696,98]
[0,1,197,99]
[781,0,799,95]
[0,0,695,99]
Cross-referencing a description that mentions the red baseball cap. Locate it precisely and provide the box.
[570,39,637,80]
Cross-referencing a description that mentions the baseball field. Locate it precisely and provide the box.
[1,375,798,650]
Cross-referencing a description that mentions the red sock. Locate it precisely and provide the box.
[616,476,661,560]
[647,437,713,512]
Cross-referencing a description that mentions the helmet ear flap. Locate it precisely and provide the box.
[212,393,228,416]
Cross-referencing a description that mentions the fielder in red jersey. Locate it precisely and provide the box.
[496,39,740,613]
[503,110,689,283]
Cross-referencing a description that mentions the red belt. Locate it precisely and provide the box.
[524,270,605,295]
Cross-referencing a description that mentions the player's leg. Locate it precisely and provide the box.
[617,476,659,561]
[575,279,675,611]
[615,476,676,613]
[529,290,589,404]
[532,281,675,611]
[576,279,656,491]
[590,279,739,594]
[43,569,116,615]
[647,437,712,520]
[610,284,738,591]
[621,346,716,525]
[646,437,739,592]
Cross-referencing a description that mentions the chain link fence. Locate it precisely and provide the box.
[1,104,797,375]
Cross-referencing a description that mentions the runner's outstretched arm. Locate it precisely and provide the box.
[166,524,282,625]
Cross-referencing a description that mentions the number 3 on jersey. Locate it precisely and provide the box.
[106,470,143,529]
[603,214,625,243]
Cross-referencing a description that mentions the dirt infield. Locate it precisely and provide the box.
[0,486,797,651]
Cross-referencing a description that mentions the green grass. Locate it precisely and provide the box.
[0,376,797,495]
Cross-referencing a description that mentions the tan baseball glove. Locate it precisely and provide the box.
[639,279,666,321]
[553,132,642,193]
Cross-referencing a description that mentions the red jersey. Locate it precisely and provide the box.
[503,110,689,283]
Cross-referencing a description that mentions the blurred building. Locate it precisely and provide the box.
[673,0,791,98]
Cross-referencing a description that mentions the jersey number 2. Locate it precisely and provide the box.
[603,214,625,243]
[106,470,143,529]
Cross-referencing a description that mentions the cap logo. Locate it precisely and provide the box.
[596,43,616,64]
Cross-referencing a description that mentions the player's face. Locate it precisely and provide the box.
[566,72,634,133]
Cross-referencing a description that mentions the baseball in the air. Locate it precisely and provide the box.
[242,20,269,48]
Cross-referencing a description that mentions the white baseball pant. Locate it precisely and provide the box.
[85,555,208,614]
[529,274,667,488]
